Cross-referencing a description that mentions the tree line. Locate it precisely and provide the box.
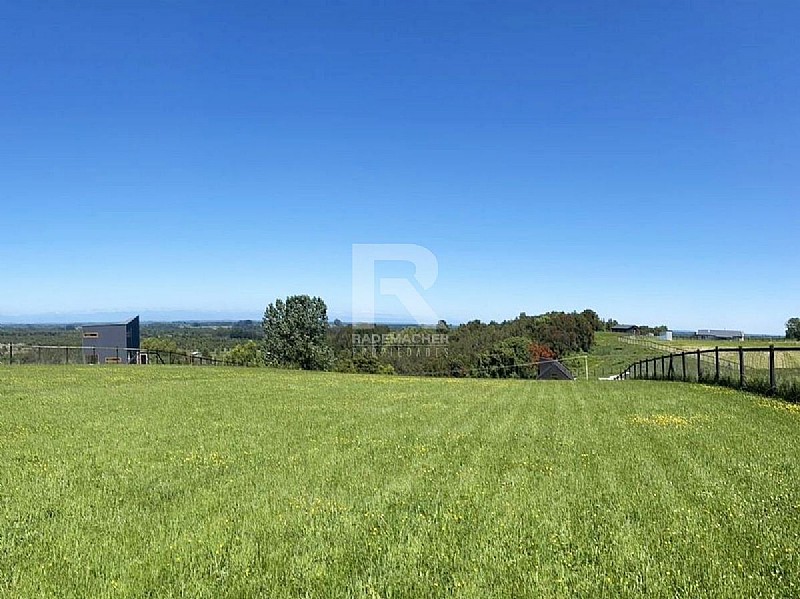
[245,294,604,378]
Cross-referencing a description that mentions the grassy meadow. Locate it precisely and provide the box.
[571,332,665,379]
[2,366,800,598]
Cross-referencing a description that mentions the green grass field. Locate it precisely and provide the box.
[2,367,800,598]
[566,332,664,379]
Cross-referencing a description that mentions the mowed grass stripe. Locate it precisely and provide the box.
[1,367,799,598]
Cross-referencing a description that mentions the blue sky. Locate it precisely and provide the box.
[1,1,797,333]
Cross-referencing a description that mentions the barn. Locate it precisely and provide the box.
[81,316,141,364]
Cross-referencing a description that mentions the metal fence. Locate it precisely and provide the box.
[0,344,230,366]
[619,345,800,402]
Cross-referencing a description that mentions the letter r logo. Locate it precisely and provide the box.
[352,244,439,327]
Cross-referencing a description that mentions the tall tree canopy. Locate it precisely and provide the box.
[786,318,800,341]
[263,295,332,370]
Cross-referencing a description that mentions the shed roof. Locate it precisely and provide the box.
[537,359,576,380]
[82,315,139,327]
[697,329,743,337]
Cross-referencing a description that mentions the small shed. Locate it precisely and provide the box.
[537,359,575,380]
[81,316,140,364]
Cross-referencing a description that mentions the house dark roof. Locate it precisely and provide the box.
[611,324,639,331]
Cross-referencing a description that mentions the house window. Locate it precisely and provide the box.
[83,332,99,339]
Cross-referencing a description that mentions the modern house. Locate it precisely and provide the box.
[81,316,141,364]
[611,324,640,335]
[537,359,575,380]
[696,329,745,341]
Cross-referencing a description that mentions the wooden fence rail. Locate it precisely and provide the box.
[619,344,800,402]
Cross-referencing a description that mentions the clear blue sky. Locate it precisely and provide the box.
[1,1,797,333]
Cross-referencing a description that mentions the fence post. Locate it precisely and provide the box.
[738,346,745,388]
[715,347,720,382]
[696,349,701,381]
[38,346,42,363]
[9,343,12,365]
[668,354,674,380]
[645,359,649,379]
[681,352,687,382]
[769,345,776,395]
[65,346,69,365]
[661,356,666,379]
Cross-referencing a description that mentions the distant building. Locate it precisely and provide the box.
[611,324,640,335]
[81,316,140,364]
[537,360,575,380]
[696,329,744,341]
[659,330,674,341]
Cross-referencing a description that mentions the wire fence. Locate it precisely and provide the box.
[619,345,800,402]
[0,344,231,366]
[0,343,581,380]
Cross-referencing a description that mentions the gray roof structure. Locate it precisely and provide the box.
[697,329,744,339]
[537,359,575,381]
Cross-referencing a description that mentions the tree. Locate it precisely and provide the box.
[786,318,800,341]
[225,340,263,367]
[478,336,536,378]
[529,342,556,364]
[141,337,179,354]
[263,295,333,370]
[580,309,603,332]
